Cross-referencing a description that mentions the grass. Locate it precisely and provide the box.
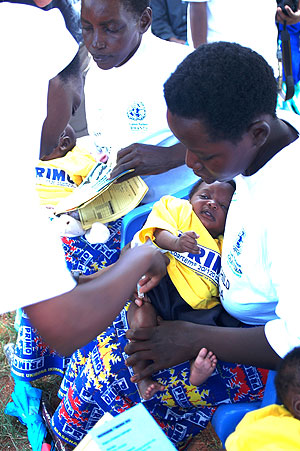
[0,312,30,450]
[0,312,62,450]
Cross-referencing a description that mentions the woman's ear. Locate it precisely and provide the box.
[248,120,270,149]
[139,7,152,34]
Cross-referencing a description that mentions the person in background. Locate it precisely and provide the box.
[66,0,197,271]
[151,0,187,44]
[183,0,279,76]
[48,42,300,449]
[82,0,196,202]
[0,1,167,360]
[0,0,83,43]
[8,41,166,385]
[276,0,300,113]
[225,347,300,450]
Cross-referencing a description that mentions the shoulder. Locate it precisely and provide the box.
[157,195,191,211]
[142,31,191,63]
[2,3,78,80]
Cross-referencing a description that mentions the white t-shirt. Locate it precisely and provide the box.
[220,110,300,358]
[84,30,198,203]
[0,3,78,313]
[185,0,278,75]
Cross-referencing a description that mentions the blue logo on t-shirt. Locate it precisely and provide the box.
[227,229,245,277]
[127,102,146,121]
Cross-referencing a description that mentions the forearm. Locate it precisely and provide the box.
[154,229,177,251]
[77,264,114,284]
[24,247,161,355]
[126,320,282,379]
[190,2,208,47]
[183,322,281,369]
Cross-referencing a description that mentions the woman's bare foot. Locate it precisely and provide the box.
[137,378,165,400]
[189,347,217,386]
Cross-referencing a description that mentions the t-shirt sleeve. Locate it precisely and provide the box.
[0,200,77,315]
[264,195,300,358]
[138,196,191,244]
[41,7,79,80]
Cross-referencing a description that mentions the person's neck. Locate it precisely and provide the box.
[244,117,298,176]
[116,37,142,68]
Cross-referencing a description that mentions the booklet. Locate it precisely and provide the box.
[78,176,148,228]
[74,403,176,451]
[54,162,148,226]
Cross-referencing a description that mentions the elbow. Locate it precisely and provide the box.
[24,299,77,356]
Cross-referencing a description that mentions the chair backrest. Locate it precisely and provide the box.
[120,184,192,248]
[260,369,279,407]
[211,370,279,447]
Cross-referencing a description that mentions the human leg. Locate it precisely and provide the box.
[189,347,217,386]
[50,305,269,449]
[127,299,164,400]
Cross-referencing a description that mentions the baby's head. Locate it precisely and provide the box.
[275,347,300,420]
[189,179,235,238]
[41,123,76,161]
[40,51,82,159]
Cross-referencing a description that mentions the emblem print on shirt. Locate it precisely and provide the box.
[127,101,146,121]
[227,229,245,277]
[127,101,148,131]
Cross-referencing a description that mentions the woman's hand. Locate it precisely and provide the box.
[125,321,282,381]
[137,253,169,294]
[109,143,186,180]
[125,320,199,381]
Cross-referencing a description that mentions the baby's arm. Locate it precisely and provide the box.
[154,229,200,254]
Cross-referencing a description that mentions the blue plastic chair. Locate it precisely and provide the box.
[211,370,279,447]
[120,185,192,248]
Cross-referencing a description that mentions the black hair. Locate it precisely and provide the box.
[189,179,236,199]
[164,41,278,143]
[121,0,150,17]
[275,347,300,406]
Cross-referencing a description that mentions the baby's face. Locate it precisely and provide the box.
[190,181,234,237]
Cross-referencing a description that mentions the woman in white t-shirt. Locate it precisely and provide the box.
[50,42,300,449]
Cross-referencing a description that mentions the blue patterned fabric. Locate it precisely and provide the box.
[62,218,122,274]
[10,215,268,450]
[11,219,122,381]
[51,304,268,450]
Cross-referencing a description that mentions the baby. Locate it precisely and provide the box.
[127,179,236,399]
[225,346,300,450]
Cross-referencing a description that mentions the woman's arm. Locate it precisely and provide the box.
[24,245,167,356]
[125,320,281,381]
[190,1,208,47]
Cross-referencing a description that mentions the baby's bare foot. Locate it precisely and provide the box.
[189,347,217,386]
[137,378,164,400]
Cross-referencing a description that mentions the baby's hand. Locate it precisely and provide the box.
[175,231,200,253]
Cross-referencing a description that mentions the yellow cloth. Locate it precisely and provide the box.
[36,145,96,206]
[225,404,300,450]
[139,195,222,309]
